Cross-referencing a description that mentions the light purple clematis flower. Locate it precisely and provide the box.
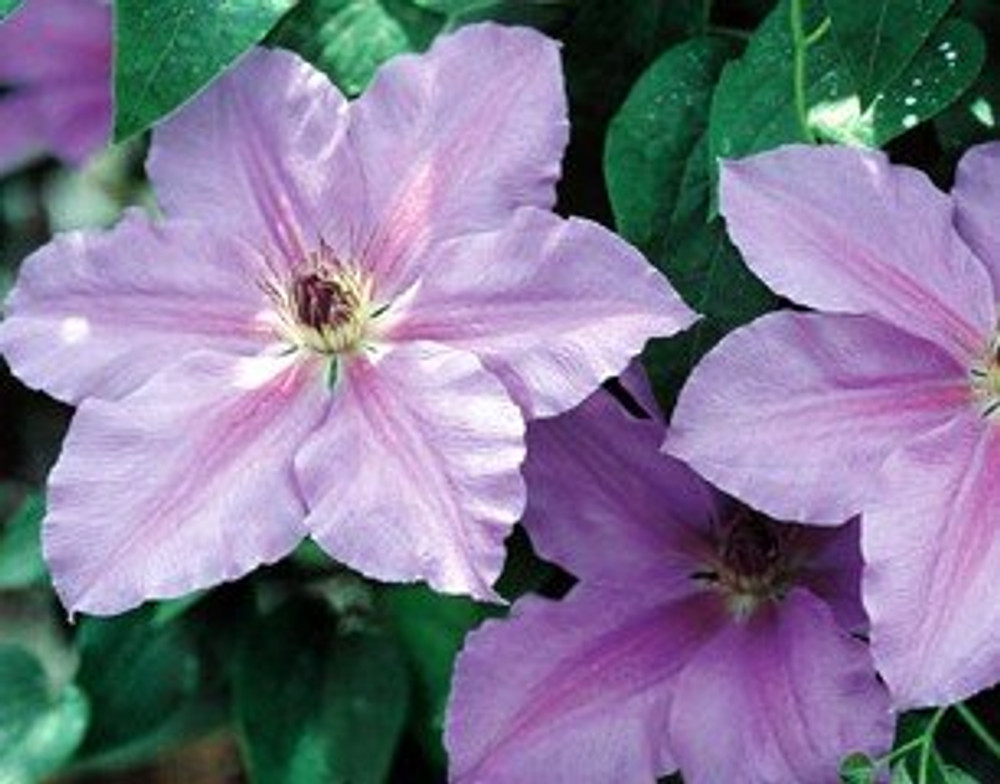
[666,142,1000,708]
[0,0,112,174]
[446,374,892,784]
[0,24,694,616]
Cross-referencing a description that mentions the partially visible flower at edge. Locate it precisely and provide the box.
[0,0,112,175]
[446,371,892,784]
[665,141,1000,708]
[0,23,695,616]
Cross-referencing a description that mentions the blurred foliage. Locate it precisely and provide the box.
[2,0,1000,781]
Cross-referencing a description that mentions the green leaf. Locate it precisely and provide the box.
[710,0,986,166]
[824,0,953,106]
[0,0,23,22]
[235,599,409,784]
[73,607,203,763]
[113,0,297,141]
[383,585,488,768]
[0,487,45,589]
[606,38,777,407]
[606,37,737,252]
[269,0,442,96]
[0,646,89,784]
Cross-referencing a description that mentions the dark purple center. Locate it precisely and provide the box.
[292,272,356,331]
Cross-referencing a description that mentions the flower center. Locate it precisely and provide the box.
[265,241,374,356]
[694,508,793,619]
[970,333,1000,419]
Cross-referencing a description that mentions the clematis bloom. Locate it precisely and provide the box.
[446,375,892,783]
[0,25,694,615]
[0,0,112,174]
[666,142,1000,707]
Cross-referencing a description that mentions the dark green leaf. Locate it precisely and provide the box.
[710,0,985,168]
[73,607,203,762]
[0,487,45,589]
[0,646,89,784]
[0,0,23,22]
[864,19,986,144]
[236,600,409,784]
[824,0,953,106]
[383,585,487,768]
[606,38,777,407]
[270,0,442,96]
[606,37,737,251]
[113,0,297,141]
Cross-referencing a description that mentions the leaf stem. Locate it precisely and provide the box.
[789,0,815,142]
[956,703,1000,760]
[918,707,948,784]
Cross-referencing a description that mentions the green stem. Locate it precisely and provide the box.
[956,703,1000,760]
[789,0,815,142]
[701,0,714,34]
[707,24,752,41]
[876,736,924,767]
[804,16,831,47]
[918,708,949,784]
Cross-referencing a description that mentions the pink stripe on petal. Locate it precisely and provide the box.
[389,208,695,419]
[296,342,526,601]
[721,145,995,361]
[667,311,966,524]
[44,351,328,616]
[148,48,357,265]
[0,211,272,403]
[351,24,569,297]
[447,588,723,784]
[668,591,892,784]
[864,412,1000,708]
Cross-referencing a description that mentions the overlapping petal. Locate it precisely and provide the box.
[522,383,716,587]
[446,588,724,784]
[864,413,1000,707]
[148,48,358,263]
[295,342,525,601]
[389,208,695,418]
[954,142,1000,291]
[720,145,994,360]
[350,24,569,296]
[0,211,272,403]
[666,311,966,523]
[668,590,893,784]
[45,351,328,616]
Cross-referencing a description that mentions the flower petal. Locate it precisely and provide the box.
[389,208,695,418]
[721,145,994,360]
[668,590,893,784]
[666,311,966,524]
[45,351,328,616]
[0,211,271,404]
[523,384,718,587]
[864,412,1000,707]
[295,342,525,601]
[0,94,45,175]
[954,142,1000,292]
[446,587,725,784]
[147,47,356,264]
[0,0,111,83]
[351,24,569,296]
